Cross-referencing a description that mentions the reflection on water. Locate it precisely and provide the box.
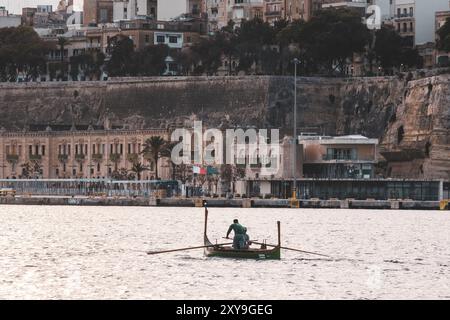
[0,206,449,299]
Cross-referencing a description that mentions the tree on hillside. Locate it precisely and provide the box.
[190,36,224,75]
[437,17,450,52]
[73,50,105,80]
[106,36,169,77]
[57,37,69,80]
[105,36,136,77]
[296,9,371,75]
[137,44,170,76]
[234,18,277,74]
[0,26,53,82]
[276,19,306,74]
[374,25,422,73]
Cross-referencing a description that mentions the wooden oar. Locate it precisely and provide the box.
[252,241,331,258]
[147,242,233,255]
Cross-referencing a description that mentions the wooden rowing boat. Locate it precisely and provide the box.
[203,206,281,260]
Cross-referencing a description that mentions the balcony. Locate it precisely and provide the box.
[58,154,69,162]
[92,154,103,162]
[75,154,85,162]
[396,13,414,19]
[6,154,19,163]
[29,154,42,161]
[110,153,121,163]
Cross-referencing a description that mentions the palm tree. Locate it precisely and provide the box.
[161,141,177,180]
[57,37,69,80]
[130,162,148,181]
[141,136,165,180]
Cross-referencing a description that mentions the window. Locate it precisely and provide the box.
[99,8,108,23]
[156,35,165,43]
[145,35,150,43]
[325,148,356,161]
[41,145,45,156]
[169,36,178,44]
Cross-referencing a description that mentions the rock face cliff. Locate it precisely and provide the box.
[0,75,448,179]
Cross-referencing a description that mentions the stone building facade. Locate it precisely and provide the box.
[0,128,171,180]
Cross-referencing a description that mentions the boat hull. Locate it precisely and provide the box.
[203,206,281,260]
[204,236,281,260]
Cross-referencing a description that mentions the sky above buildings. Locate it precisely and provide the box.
[0,0,186,20]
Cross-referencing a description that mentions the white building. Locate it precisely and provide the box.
[113,0,158,22]
[37,5,53,13]
[384,0,450,45]
[154,31,184,48]
[228,0,264,28]
[0,7,21,28]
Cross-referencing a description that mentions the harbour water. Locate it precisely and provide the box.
[0,205,449,300]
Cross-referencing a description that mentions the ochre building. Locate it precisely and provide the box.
[0,127,170,180]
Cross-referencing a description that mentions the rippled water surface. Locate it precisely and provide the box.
[0,205,449,299]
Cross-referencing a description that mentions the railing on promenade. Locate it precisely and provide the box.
[0,179,179,198]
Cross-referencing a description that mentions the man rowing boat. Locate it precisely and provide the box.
[226,219,246,249]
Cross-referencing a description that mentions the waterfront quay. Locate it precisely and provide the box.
[0,195,444,210]
[0,178,447,210]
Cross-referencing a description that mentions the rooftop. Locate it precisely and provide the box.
[298,135,378,145]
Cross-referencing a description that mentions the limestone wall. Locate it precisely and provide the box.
[0,75,448,179]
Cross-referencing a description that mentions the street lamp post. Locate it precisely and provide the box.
[292,58,300,199]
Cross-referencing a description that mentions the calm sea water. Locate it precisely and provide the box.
[0,205,449,300]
